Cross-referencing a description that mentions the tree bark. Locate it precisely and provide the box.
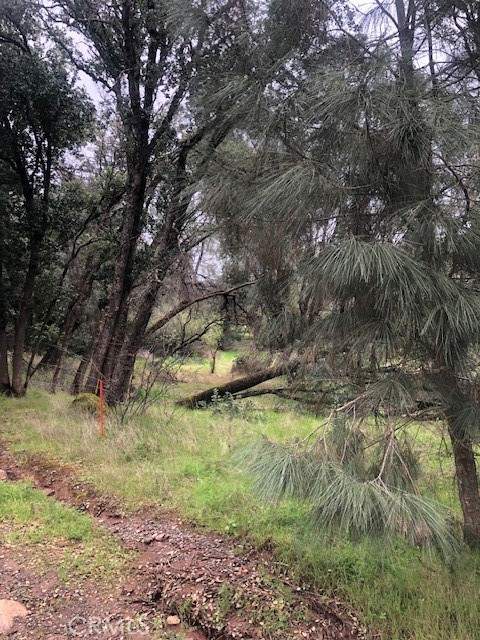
[232,387,325,406]
[435,359,480,548]
[105,123,232,404]
[71,334,96,395]
[84,153,147,395]
[51,255,102,392]
[177,362,295,408]
[0,326,10,394]
[11,232,42,396]
[447,421,480,547]
[34,343,61,372]
[51,317,80,393]
[0,213,10,394]
[83,0,153,397]
[105,136,196,403]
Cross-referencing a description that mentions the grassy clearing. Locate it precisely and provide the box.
[168,350,239,395]
[0,352,479,640]
[0,479,132,581]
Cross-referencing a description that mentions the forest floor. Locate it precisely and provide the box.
[0,446,364,640]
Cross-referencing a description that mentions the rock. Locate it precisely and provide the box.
[0,599,28,634]
[155,533,169,542]
[43,488,55,496]
[0,469,8,481]
[166,615,181,626]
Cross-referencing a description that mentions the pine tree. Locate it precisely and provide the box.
[216,0,480,549]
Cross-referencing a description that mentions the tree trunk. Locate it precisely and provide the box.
[0,215,10,394]
[105,126,229,404]
[51,255,102,392]
[84,154,147,395]
[210,345,219,374]
[437,360,480,548]
[51,317,80,393]
[448,421,480,547]
[177,362,294,408]
[71,337,95,396]
[0,326,10,394]
[11,234,42,396]
[106,143,191,403]
[107,281,160,403]
[33,344,63,376]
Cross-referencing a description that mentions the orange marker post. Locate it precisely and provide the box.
[99,379,105,438]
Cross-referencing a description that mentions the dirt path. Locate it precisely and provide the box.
[0,536,176,639]
[0,446,367,640]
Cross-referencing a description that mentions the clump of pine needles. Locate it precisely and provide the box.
[238,410,460,559]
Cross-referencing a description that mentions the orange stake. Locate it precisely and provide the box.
[99,379,105,438]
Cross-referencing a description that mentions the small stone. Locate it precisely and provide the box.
[156,533,169,542]
[0,599,28,634]
[166,615,181,626]
[0,470,7,481]
[42,488,55,496]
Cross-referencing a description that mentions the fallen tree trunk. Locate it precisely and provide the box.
[177,362,295,408]
[233,387,327,406]
[232,387,288,399]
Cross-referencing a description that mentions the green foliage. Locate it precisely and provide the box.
[266,0,329,57]
[239,435,459,558]
[197,389,258,421]
[200,0,480,549]
[0,0,94,393]
[0,5,93,178]
[2,0,480,634]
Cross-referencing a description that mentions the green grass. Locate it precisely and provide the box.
[0,355,479,640]
[0,478,132,581]
[175,350,239,379]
